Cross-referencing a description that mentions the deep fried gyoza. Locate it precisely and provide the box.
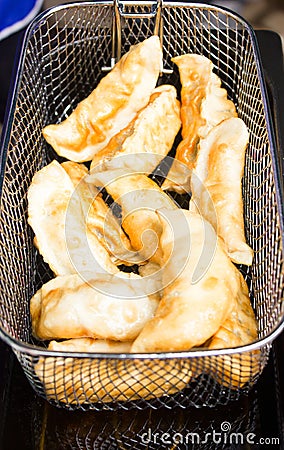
[30,272,159,341]
[42,36,162,162]
[170,55,212,169]
[208,273,257,350]
[90,84,181,173]
[62,161,140,266]
[131,209,246,352]
[88,169,178,265]
[35,350,192,404]
[204,272,259,388]
[190,117,253,266]
[28,160,118,276]
[163,54,237,193]
[48,337,133,353]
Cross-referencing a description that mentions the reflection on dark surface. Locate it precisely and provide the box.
[0,30,26,126]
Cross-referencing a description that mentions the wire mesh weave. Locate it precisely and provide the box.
[0,1,283,411]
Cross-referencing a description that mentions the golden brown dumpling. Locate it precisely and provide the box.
[62,161,140,266]
[208,273,257,350]
[42,36,162,162]
[163,54,237,193]
[90,84,181,173]
[170,55,212,170]
[88,169,178,265]
[30,272,159,341]
[131,209,243,352]
[48,338,133,353]
[28,160,118,276]
[190,117,253,266]
[35,352,192,404]
[204,272,259,388]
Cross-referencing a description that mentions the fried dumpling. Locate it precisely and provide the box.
[131,209,244,352]
[190,117,253,266]
[88,169,178,265]
[35,349,192,404]
[48,337,133,353]
[205,272,259,388]
[198,72,237,138]
[30,272,159,341]
[169,55,212,170]
[90,84,181,173]
[163,54,237,193]
[42,36,162,162]
[28,160,118,276]
[208,273,257,350]
[62,161,140,266]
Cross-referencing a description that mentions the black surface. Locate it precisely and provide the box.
[0,31,23,123]
[0,29,283,450]
[256,30,284,163]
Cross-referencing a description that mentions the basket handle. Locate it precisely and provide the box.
[115,0,162,19]
[102,0,163,71]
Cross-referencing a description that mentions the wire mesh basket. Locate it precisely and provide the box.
[0,0,284,411]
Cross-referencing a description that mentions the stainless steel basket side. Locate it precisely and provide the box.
[0,1,283,410]
[14,346,267,411]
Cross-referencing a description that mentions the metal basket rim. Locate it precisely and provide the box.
[0,316,283,359]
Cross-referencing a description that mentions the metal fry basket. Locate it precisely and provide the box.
[0,0,283,411]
